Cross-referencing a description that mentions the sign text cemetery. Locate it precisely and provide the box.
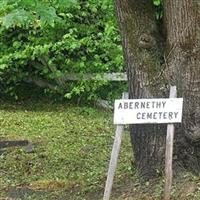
[114,98,183,124]
[104,87,183,200]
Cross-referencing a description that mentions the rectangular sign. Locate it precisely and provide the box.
[114,98,183,124]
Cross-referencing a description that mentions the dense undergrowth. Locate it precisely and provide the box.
[0,0,125,101]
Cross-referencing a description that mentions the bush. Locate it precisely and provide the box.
[0,0,125,101]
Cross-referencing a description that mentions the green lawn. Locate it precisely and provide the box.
[0,99,133,199]
[1,99,200,200]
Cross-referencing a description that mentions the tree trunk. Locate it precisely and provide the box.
[164,0,200,173]
[114,0,200,177]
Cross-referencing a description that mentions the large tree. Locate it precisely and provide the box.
[114,0,200,177]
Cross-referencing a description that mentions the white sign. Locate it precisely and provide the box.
[114,98,183,124]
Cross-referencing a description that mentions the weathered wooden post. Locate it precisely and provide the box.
[103,92,128,200]
[164,86,177,200]
[104,86,183,200]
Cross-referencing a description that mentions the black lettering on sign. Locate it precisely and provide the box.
[158,112,163,119]
[137,112,141,119]
[129,102,133,109]
[135,102,139,109]
[124,102,128,109]
[162,101,166,108]
[174,112,178,118]
[118,103,123,109]
[141,102,146,109]
[156,102,161,108]
[147,112,152,119]
[168,112,173,120]
[153,112,157,119]
[142,112,146,119]
[146,102,150,109]
[163,112,167,119]
[152,101,156,108]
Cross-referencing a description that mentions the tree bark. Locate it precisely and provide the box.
[164,0,200,172]
[114,0,200,177]
[114,0,166,177]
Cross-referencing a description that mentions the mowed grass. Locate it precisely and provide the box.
[2,99,200,200]
[0,99,133,199]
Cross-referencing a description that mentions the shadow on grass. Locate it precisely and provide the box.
[3,186,104,200]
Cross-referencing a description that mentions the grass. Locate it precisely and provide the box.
[0,98,133,199]
[1,98,200,200]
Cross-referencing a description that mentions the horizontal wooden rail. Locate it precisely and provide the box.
[63,73,127,81]
[24,73,127,91]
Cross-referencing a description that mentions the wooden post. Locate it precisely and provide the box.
[103,92,128,200]
[164,86,177,200]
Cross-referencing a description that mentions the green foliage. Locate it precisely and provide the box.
[153,0,163,20]
[0,0,76,27]
[0,0,124,101]
[153,0,161,6]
